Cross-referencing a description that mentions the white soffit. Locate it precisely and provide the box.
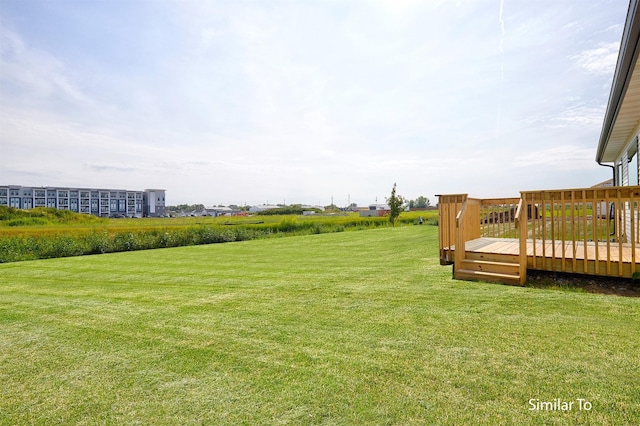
[604,56,640,163]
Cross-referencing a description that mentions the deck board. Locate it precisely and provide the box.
[458,237,639,278]
[463,238,639,259]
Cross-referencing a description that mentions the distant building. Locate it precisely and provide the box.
[142,189,166,217]
[0,185,165,218]
[204,206,241,217]
[592,179,614,188]
[359,203,391,217]
[248,205,281,213]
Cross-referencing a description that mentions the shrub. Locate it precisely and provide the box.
[0,237,35,262]
[85,231,111,254]
[34,235,86,259]
[113,233,140,251]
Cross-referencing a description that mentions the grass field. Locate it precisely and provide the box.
[1,225,639,425]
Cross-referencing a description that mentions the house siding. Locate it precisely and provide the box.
[615,136,640,243]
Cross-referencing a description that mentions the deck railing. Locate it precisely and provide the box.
[438,196,521,260]
[437,194,466,265]
[520,186,639,277]
[479,198,521,238]
[454,197,480,270]
[438,186,640,280]
[437,195,520,264]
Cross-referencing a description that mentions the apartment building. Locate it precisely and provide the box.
[142,189,166,217]
[0,185,166,218]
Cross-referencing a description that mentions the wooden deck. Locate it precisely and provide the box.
[461,237,639,278]
[438,188,639,284]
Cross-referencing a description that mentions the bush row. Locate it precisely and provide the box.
[0,216,406,263]
[0,226,267,263]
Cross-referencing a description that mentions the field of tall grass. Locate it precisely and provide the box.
[0,206,437,262]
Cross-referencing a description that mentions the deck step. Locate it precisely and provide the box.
[455,269,523,286]
[455,257,523,286]
[465,251,520,264]
[460,259,519,275]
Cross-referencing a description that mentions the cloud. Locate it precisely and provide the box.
[572,42,620,75]
[0,110,166,186]
[86,164,136,173]
[525,102,606,129]
[512,145,595,170]
[0,27,93,109]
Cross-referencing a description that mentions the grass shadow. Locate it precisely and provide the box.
[526,270,640,297]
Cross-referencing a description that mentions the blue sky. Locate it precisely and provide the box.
[0,0,629,206]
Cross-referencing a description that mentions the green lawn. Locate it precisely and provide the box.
[1,226,638,425]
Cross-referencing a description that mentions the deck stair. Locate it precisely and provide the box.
[454,251,522,286]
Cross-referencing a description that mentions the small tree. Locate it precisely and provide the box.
[386,183,405,227]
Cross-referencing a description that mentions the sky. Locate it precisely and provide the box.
[0,0,630,207]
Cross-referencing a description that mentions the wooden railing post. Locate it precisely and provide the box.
[515,197,527,284]
[454,198,480,277]
[454,206,466,273]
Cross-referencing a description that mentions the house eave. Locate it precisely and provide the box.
[597,0,640,164]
